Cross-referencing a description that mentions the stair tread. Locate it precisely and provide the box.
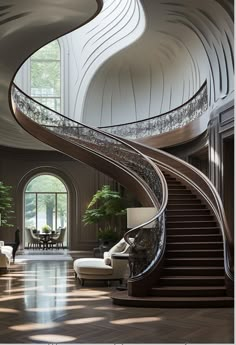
[143,296,233,301]
[164,266,224,269]
[167,249,223,252]
[167,226,219,231]
[153,286,227,290]
[167,241,223,244]
[161,275,224,279]
[167,234,220,237]
[167,220,216,223]
[166,258,223,261]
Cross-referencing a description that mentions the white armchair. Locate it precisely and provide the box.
[0,241,13,269]
[73,238,131,285]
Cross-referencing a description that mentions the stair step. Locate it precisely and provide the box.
[163,267,225,276]
[168,194,197,199]
[160,275,225,286]
[167,185,187,190]
[167,234,222,242]
[151,286,227,297]
[165,258,224,266]
[167,221,217,228]
[167,227,220,235]
[167,215,215,221]
[168,189,192,195]
[167,209,211,215]
[168,199,202,204]
[167,203,206,209]
[166,249,224,258]
[166,242,223,250]
[111,291,234,308]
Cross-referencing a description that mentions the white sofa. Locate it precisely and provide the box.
[0,241,13,269]
[73,238,131,285]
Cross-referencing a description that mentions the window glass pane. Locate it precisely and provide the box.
[30,40,61,112]
[25,193,36,229]
[57,194,67,229]
[37,193,55,231]
[31,61,60,97]
[26,175,66,193]
[32,41,60,60]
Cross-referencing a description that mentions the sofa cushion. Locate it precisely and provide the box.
[74,258,113,276]
[108,238,127,255]
[104,257,111,266]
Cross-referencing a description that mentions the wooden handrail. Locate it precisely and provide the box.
[120,137,234,281]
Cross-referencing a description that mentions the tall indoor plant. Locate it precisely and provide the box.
[82,185,127,245]
[0,181,14,227]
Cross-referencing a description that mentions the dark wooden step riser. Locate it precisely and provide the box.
[167,235,222,242]
[165,259,224,266]
[163,268,225,276]
[167,228,220,235]
[168,199,202,204]
[151,288,227,297]
[168,185,187,190]
[113,298,233,308]
[168,195,197,200]
[167,221,217,228]
[160,278,225,286]
[167,210,211,215]
[167,216,215,222]
[167,204,206,209]
[168,190,192,195]
[167,243,223,250]
[167,250,224,258]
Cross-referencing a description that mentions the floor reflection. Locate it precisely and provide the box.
[0,260,233,344]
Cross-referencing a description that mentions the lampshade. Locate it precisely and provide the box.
[127,207,158,229]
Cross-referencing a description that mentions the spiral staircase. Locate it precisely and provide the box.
[11,84,234,307]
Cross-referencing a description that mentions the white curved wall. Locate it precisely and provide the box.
[15,0,234,129]
[82,0,234,126]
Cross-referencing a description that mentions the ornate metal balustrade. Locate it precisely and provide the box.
[12,83,168,280]
[101,82,208,139]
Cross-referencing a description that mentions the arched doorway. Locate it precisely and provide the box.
[24,174,68,249]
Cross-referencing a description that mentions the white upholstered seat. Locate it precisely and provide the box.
[73,238,131,285]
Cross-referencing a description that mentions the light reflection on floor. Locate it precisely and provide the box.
[0,260,233,344]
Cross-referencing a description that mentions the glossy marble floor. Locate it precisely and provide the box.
[0,260,234,344]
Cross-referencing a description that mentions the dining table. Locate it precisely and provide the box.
[38,232,54,250]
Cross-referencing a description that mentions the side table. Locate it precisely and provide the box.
[111,253,130,290]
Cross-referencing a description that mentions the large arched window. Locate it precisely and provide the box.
[24,174,68,234]
[30,40,61,112]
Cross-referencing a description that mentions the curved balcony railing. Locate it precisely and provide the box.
[11,83,168,281]
[101,81,208,139]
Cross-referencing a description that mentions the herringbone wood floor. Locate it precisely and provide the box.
[0,260,234,343]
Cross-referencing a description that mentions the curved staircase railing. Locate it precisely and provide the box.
[11,83,168,287]
[120,138,234,286]
[100,81,208,140]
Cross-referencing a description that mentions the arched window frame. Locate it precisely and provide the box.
[24,173,69,240]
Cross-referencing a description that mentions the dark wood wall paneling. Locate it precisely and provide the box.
[0,146,115,251]
[208,99,234,236]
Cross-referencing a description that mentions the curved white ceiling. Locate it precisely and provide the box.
[82,0,234,126]
[0,0,99,150]
[0,0,234,149]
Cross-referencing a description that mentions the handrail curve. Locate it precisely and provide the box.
[119,137,234,282]
[100,81,208,140]
[11,82,168,282]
